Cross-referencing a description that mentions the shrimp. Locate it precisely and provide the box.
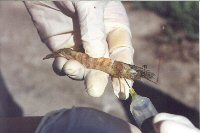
[43,48,156,83]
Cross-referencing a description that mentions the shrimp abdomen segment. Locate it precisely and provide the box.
[69,51,134,79]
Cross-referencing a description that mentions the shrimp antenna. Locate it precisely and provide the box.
[124,78,131,88]
[156,57,161,83]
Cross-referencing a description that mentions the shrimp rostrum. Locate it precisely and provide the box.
[43,48,156,83]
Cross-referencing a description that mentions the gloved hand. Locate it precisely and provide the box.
[24,1,134,99]
[153,113,200,133]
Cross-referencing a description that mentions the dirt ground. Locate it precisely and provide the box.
[0,1,199,122]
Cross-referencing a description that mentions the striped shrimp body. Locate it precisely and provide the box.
[43,48,156,82]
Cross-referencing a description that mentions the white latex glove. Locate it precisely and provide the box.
[24,1,134,99]
[153,113,200,133]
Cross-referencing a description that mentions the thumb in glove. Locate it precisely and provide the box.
[153,113,200,133]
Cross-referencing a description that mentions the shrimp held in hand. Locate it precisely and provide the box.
[43,48,156,83]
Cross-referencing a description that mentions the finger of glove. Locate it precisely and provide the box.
[52,57,68,76]
[154,120,199,133]
[110,47,134,100]
[74,2,109,97]
[84,69,109,97]
[104,1,131,37]
[110,47,135,100]
[24,1,74,51]
[112,78,133,100]
[107,27,135,100]
[107,27,133,55]
[153,113,196,129]
[53,57,85,80]
[63,60,85,80]
[74,1,108,58]
[46,33,75,51]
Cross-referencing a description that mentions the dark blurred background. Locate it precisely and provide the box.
[0,1,199,128]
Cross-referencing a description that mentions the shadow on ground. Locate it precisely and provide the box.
[0,73,23,117]
[120,80,199,128]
